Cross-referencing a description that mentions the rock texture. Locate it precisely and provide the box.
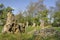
[33,28,60,40]
[2,12,25,34]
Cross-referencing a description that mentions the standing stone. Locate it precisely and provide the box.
[32,22,36,27]
[26,21,28,27]
[2,12,25,34]
[2,12,14,33]
[40,20,45,29]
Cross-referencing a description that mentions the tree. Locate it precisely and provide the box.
[38,10,48,28]
[47,7,55,26]
[52,12,60,27]
[0,4,14,25]
[15,12,25,23]
[26,0,47,27]
[56,0,60,11]
[0,4,5,25]
[0,4,5,16]
[6,7,14,12]
[52,0,60,27]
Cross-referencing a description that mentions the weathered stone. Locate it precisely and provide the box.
[2,12,25,34]
[34,28,60,40]
[26,21,28,27]
[34,27,60,40]
[32,22,36,27]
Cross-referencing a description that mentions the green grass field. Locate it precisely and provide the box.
[0,26,60,40]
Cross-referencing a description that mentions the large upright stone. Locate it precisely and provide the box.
[2,12,25,34]
[6,12,15,25]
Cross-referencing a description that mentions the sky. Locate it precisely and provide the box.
[0,0,56,14]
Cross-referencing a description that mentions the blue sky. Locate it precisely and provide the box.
[0,0,56,14]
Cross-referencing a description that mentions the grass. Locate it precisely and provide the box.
[0,26,60,40]
[25,26,35,32]
[0,33,22,40]
[0,26,3,33]
[0,26,34,40]
[25,26,41,32]
[54,27,60,32]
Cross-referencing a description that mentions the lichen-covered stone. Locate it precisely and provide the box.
[33,28,60,40]
[2,12,25,34]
